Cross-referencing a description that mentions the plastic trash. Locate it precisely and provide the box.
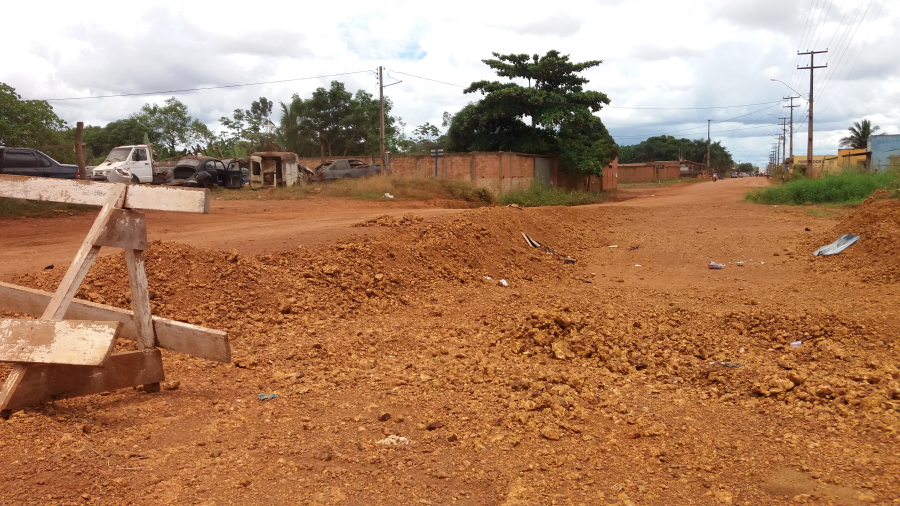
[375,435,409,445]
[634,264,642,267]
[483,276,493,281]
[709,261,725,270]
[257,393,278,401]
[813,234,860,256]
[607,245,618,248]
[789,341,802,347]
[384,193,394,199]
[499,279,509,287]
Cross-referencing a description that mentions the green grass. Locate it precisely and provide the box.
[499,182,608,207]
[800,205,846,218]
[212,175,496,206]
[745,171,900,205]
[0,198,95,219]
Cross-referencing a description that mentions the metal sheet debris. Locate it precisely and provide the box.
[813,234,860,256]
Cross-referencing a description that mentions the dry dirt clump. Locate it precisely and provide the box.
[805,198,900,284]
[352,213,424,227]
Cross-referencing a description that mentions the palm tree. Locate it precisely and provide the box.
[839,119,881,149]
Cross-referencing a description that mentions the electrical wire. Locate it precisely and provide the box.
[38,71,375,101]
[386,70,465,88]
[604,100,783,110]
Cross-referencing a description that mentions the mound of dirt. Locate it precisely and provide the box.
[806,197,900,284]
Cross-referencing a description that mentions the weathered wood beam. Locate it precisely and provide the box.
[0,349,165,411]
[0,175,209,213]
[0,282,231,363]
[0,319,120,366]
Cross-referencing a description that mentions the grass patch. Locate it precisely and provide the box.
[0,198,95,219]
[499,182,608,207]
[212,175,496,206]
[745,171,900,205]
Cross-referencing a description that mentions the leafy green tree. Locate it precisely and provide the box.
[131,97,208,154]
[0,83,66,147]
[736,162,754,173]
[220,97,275,152]
[617,135,734,171]
[838,119,880,149]
[446,51,617,176]
[275,82,398,159]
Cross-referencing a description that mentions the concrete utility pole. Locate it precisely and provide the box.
[784,96,800,174]
[707,119,711,174]
[781,119,787,174]
[378,66,386,175]
[798,50,827,176]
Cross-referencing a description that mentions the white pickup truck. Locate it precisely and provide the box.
[91,144,171,184]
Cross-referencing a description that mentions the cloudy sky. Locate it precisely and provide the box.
[3,0,898,167]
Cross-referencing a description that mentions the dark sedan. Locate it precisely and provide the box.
[0,147,79,179]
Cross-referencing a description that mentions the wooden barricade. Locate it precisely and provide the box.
[0,175,230,417]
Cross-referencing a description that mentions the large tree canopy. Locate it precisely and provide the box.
[131,97,212,154]
[618,135,734,171]
[446,51,618,176]
[0,83,66,147]
[276,81,399,159]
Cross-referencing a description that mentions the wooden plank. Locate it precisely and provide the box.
[124,184,209,214]
[125,248,160,393]
[0,175,209,213]
[0,175,114,206]
[94,209,148,250]
[0,319,120,366]
[42,184,126,321]
[0,282,231,363]
[0,349,165,411]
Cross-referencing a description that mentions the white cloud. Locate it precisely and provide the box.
[1,0,898,168]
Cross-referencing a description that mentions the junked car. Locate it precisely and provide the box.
[165,156,246,189]
[304,158,381,182]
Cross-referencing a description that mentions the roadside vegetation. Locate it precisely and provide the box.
[499,182,608,207]
[0,198,94,219]
[213,175,495,206]
[745,170,900,205]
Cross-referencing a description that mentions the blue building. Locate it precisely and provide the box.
[868,134,900,173]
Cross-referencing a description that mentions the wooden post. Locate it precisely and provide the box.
[75,122,87,180]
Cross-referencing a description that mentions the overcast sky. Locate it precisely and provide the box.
[3,0,898,168]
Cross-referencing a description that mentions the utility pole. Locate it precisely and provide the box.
[784,96,800,174]
[798,50,827,177]
[707,119,711,175]
[772,117,788,173]
[378,66,386,175]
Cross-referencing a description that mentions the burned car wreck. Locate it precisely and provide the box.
[165,156,245,189]
[303,158,382,182]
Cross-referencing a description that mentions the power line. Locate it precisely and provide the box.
[612,104,780,139]
[604,100,783,110]
[38,71,375,101]
[386,70,466,88]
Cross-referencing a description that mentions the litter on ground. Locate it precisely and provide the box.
[375,435,410,446]
[257,393,278,401]
[709,261,725,270]
[813,234,860,256]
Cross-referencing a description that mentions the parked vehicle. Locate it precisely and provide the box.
[91,144,171,184]
[0,147,79,179]
[165,156,246,189]
[304,158,381,181]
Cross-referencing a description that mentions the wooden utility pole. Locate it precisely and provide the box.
[784,96,800,174]
[379,66,386,176]
[75,122,87,180]
[706,119,711,175]
[798,50,827,175]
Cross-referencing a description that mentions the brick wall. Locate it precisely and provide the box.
[617,162,681,182]
[295,152,546,195]
[554,158,618,191]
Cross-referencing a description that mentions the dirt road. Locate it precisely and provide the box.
[1,178,898,505]
[0,197,464,282]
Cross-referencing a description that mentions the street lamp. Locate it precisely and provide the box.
[769,78,808,101]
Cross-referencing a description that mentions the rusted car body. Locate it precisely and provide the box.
[165,156,245,189]
[304,158,382,182]
[247,152,303,188]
